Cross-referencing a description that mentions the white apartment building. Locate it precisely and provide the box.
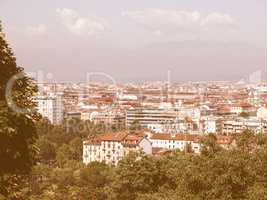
[228,103,255,115]
[221,117,267,134]
[36,94,64,124]
[147,122,181,134]
[147,118,193,134]
[148,133,235,154]
[89,111,125,126]
[200,116,217,134]
[257,107,267,120]
[178,107,201,120]
[83,132,152,165]
[117,92,138,101]
[126,108,178,128]
[149,133,201,154]
[229,105,243,115]
[37,97,54,123]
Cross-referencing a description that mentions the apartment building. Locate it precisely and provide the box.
[89,110,125,127]
[199,116,217,134]
[83,132,152,165]
[147,118,197,134]
[36,94,64,124]
[221,117,267,134]
[149,133,236,154]
[149,133,201,153]
[126,108,177,128]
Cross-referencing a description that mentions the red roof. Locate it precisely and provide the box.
[122,134,146,147]
[96,132,128,142]
[84,131,146,146]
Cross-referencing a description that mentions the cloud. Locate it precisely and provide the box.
[122,9,200,34]
[123,9,237,35]
[201,12,236,28]
[56,8,108,36]
[25,24,47,35]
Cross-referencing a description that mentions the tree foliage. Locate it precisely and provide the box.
[22,129,267,200]
[0,21,39,199]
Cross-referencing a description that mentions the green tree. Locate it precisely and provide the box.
[56,144,73,168]
[129,120,141,131]
[69,137,83,161]
[200,134,222,156]
[37,138,56,164]
[0,21,39,199]
[248,183,267,200]
[108,152,165,200]
[76,162,111,199]
[236,129,255,152]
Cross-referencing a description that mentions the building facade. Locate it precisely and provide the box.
[36,94,64,124]
[221,117,267,134]
[149,133,201,153]
[126,108,177,128]
[83,132,152,165]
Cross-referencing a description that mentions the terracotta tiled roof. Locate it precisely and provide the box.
[122,134,145,147]
[85,131,147,146]
[96,132,128,141]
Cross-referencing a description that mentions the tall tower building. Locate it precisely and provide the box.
[36,93,64,124]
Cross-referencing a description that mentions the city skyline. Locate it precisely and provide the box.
[1,3,267,198]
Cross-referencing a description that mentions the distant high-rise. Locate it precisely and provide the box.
[36,94,64,124]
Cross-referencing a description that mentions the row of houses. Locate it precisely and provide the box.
[83,131,234,165]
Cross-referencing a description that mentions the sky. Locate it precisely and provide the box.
[1,0,267,83]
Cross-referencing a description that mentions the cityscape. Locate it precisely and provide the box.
[36,80,267,165]
[1,1,267,200]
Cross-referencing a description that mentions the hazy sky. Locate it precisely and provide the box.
[1,0,267,82]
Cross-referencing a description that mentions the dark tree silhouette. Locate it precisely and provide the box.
[0,21,39,199]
